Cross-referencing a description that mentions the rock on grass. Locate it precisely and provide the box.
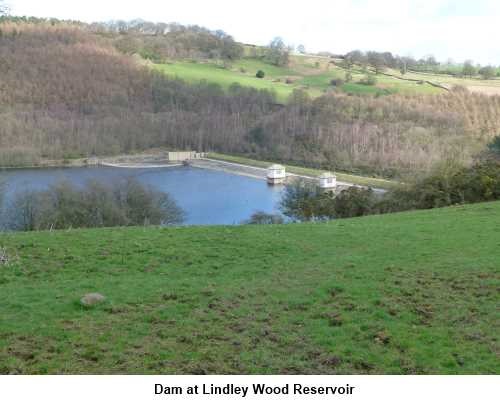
[80,293,106,307]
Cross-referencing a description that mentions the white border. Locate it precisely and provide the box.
[0,375,498,405]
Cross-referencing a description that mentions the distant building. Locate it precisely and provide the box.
[167,151,205,161]
[318,172,336,191]
[87,157,99,166]
[267,164,286,185]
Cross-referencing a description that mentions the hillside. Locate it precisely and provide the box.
[0,21,277,167]
[153,51,500,102]
[2,19,500,177]
[156,55,445,102]
[85,19,500,101]
[0,202,499,374]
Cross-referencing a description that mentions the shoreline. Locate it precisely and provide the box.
[192,159,387,193]
[0,159,91,171]
[1,152,391,191]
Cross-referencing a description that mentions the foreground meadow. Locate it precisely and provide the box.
[0,202,499,374]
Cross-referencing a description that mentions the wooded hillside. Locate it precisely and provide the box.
[1,20,500,176]
[0,21,273,166]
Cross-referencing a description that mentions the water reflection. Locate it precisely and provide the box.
[0,166,284,226]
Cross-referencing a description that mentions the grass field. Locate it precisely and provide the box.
[0,202,499,374]
[380,68,500,95]
[207,152,399,189]
[155,61,302,102]
[155,55,444,101]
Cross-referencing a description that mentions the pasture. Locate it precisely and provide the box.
[155,54,445,101]
[0,202,498,374]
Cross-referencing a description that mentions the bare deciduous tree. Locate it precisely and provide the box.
[1,21,500,177]
[5,179,185,231]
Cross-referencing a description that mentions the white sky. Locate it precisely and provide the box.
[7,0,500,65]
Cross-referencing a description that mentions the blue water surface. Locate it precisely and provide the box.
[0,166,284,226]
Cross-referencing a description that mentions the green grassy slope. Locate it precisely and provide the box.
[155,61,303,102]
[155,54,445,101]
[156,51,500,100]
[0,202,499,374]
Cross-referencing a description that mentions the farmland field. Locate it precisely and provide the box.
[155,61,308,102]
[155,54,445,101]
[388,68,500,95]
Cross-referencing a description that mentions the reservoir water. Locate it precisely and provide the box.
[0,166,284,227]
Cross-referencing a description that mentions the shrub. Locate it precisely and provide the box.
[359,74,377,85]
[256,70,265,78]
[380,160,500,212]
[279,180,322,221]
[280,180,377,222]
[487,136,500,156]
[6,178,185,231]
[244,211,284,224]
[330,78,345,87]
[288,88,311,105]
[279,160,500,222]
[478,66,496,80]
[332,187,375,218]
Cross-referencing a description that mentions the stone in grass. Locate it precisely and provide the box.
[80,293,106,307]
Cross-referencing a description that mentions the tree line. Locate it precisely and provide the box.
[342,50,500,79]
[278,153,500,222]
[2,178,184,231]
[95,20,245,62]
